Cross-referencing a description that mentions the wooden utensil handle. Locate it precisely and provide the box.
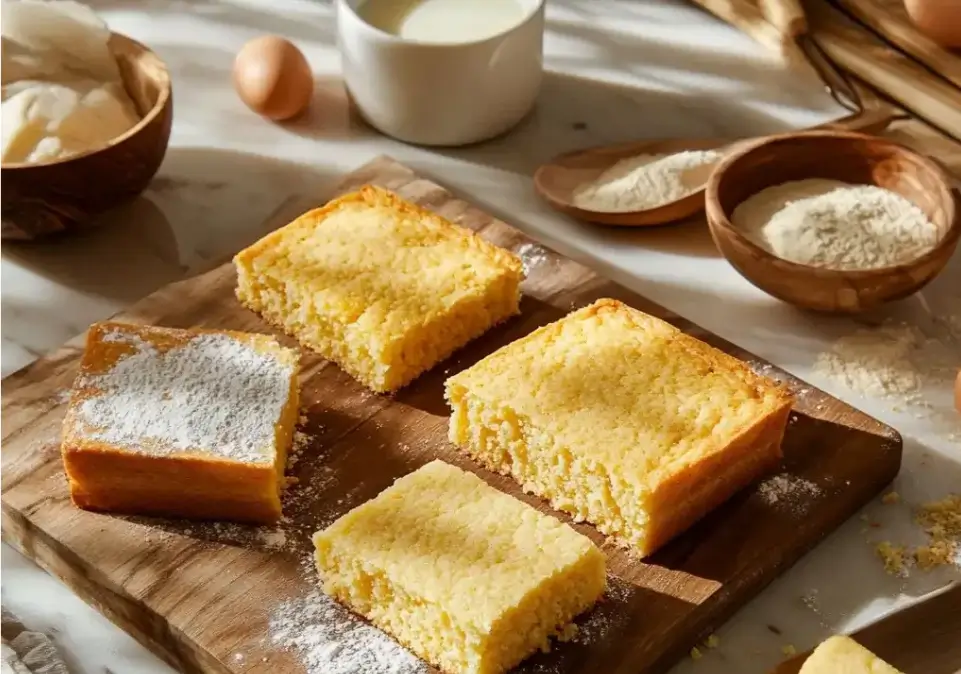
[759,0,808,38]
[816,105,902,135]
[688,0,787,52]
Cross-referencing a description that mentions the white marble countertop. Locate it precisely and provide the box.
[2,1,959,673]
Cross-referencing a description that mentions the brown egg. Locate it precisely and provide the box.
[904,0,961,48]
[233,35,313,121]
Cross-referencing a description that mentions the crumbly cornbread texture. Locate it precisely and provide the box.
[61,322,300,524]
[446,298,793,555]
[312,460,606,674]
[798,636,903,674]
[234,186,523,393]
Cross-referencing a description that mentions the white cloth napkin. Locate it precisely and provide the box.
[1,609,70,674]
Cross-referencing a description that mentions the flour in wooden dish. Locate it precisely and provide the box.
[76,329,294,463]
[572,150,722,212]
[733,179,939,270]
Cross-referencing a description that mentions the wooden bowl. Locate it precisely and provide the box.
[705,130,959,313]
[534,138,727,226]
[1,33,173,240]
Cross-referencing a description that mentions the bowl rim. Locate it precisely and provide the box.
[1,32,171,171]
[704,129,960,279]
[336,0,546,49]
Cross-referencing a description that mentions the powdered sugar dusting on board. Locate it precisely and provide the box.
[75,327,295,463]
[758,474,823,515]
[270,589,428,674]
[515,242,553,275]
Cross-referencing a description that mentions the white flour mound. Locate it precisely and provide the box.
[572,150,722,212]
[733,179,939,270]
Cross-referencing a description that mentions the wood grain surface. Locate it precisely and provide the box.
[834,0,961,90]
[771,583,961,673]
[0,33,173,241]
[688,0,791,53]
[1,157,903,674]
[807,0,961,141]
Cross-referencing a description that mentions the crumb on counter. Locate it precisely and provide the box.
[690,646,703,660]
[782,644,797,656]
[881,491,900,505]
[876,541,908,576]
[705,634,720,649]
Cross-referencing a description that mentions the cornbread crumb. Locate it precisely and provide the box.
[914,540,954,569]
[782,644,797,656]
[871,495,961,575]
[557,623,578,643]
[690,646,703,660]
[799,636,903,674]
[313,460,605,674]
[446,299,793,555]
[914,494,961,568]
[876,541,908,576]
[881,491,900,505]
[705,634,720,649]
[234,185,523,392]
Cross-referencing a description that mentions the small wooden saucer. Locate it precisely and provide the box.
[533,138,727,227]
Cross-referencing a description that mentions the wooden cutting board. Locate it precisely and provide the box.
[0,156,903,674]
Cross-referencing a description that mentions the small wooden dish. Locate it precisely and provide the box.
[1,33,173,241]
[705,130,959,313]
[533,138,727,226]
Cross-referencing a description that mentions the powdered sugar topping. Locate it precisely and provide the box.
[75,327,295,463]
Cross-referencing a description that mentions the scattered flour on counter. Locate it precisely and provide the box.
[269,589,428,674]
[813,303,961,437]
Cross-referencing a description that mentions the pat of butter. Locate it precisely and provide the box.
[2,79,139,164]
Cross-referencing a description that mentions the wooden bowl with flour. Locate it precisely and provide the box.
[705,130,959,314]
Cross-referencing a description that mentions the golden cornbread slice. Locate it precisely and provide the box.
[234,185,523,393]
[446,298,794,556]
[798,636,903,673]
[312,459,606,674]
[61,322,300,524]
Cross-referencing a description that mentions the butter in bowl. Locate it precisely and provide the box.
[1,0,172,240]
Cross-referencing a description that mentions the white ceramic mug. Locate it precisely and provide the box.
[336,0,545,147]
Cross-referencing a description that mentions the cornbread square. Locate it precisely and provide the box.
[61,322,300,524]
[312,460,606,674]
[446,299,794,556]
[798,636,902,673]
[234,186,523,393]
